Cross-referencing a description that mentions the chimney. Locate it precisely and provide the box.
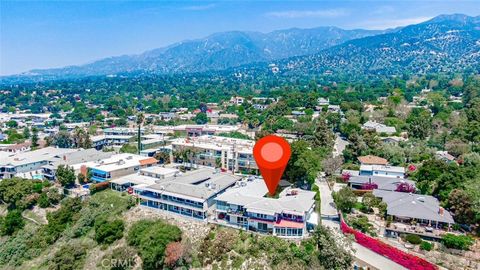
[80,165,87,176]
[439,207,444,215]
[63,155,66,161]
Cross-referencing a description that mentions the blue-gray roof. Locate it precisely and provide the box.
[373,190,455,224]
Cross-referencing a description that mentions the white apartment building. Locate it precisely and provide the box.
[171,135,258,174]
[0,147,78,179]
[215,177,317,238]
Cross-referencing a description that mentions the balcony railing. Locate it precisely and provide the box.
[140,192,203,209]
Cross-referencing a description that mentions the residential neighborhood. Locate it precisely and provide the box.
[1,2,479,270]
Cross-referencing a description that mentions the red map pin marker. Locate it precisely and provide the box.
[253,135,291,196]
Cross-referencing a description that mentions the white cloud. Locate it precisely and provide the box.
[182,3,216,11]
[265,9,349,19]
[358,16,433,30]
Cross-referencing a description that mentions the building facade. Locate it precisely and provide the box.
[171,135,258,174]
[86,154,158,182]
[133,168,239,220]
[214,178,317,238]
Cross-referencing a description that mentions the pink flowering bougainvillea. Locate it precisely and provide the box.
[361,182,378,190]
[341,172,351,182]
[408,164,417,172]
[395,182,416,193]
[340,218,437,270]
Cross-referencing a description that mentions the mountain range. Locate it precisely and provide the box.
[265,14,480,76]
[8,14,480,80]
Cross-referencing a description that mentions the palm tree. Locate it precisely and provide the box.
[136,113,144,154]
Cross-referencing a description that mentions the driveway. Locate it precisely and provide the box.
[317,178,338,218]
[333,133,349,157]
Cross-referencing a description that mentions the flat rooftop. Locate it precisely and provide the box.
[216,178,315,216]
[172,135,254,154]
[360,164,405,174]
[86,153,157,172]
[91,135,133,142]
[43,149,114,170]
[140,166,179,176]
[0,147,78,167]
[136,168,240,202]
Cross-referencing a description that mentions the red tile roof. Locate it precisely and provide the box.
[274,219,304,229]
[358,155,388,165]
[139,157,158,166]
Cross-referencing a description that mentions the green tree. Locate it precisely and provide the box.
[0,178,47,209]
[136,113,144,154]
[120,144,138,154]
[408,110,432,140]
[414,159,448,194]
[348,215,374,235]
[6,120,18,128]
[50,131,72,148]
[310,225,353,269]
[312,117,334,149]
[0,210,25,236]
[447,189,476,225]
[56,165,76,187]
[420,241,433,251]
[194,112,208,124]
[73,127,92,149]
[441,234,474,250]
[77,173,87,184]
[285,140,322,185]
[38,192,50,208]
[333,187,357,213]
[49,244,87,270]
[127,220,182,270]
[362,192,380,212]
[94,218,125,244]
[31,127,39,148]
[22,127,31,139]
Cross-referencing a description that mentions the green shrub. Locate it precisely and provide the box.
[441,234,474,250]
[32,197,82,246]
[231,255,245,269]
[89,182,110,195]
[0,210,25,236]
[332,187,357,213]
[38,193,50,208]
[94,218,124,244]
[0,178,46,209]
[420,241,433,251]
[127,220,182,269]
[100,246,137,270]
[348,215,374,235]
[49,244,87,270]
[311,184,320,201]
[405,234,422,245]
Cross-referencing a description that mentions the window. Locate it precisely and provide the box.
[258,223,268,231]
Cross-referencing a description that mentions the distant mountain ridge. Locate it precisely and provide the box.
[255,14,480,76]
[21,27,383,77]
[6,14,480,80]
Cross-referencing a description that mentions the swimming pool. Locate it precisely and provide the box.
[32,174,44,180]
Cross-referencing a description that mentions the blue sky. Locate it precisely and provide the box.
[1,0,479,75]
